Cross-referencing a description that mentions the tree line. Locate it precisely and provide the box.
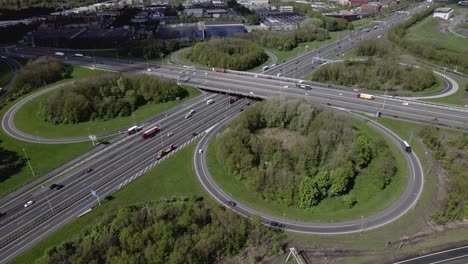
[187,38,268,71]
[420,126,468,224]
[215,96,396,209]
[311,58,437,92]
[387,4,468,75]
[39,74,187,124]
[9,56,71,100]
[37,198,284,263]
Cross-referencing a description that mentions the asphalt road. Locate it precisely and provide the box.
[0,93,248,263]
[393,245,468,264]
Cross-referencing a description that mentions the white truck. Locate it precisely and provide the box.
[54,52,65,56]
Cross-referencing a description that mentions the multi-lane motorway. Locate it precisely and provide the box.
[0,3,467,262]
[0,55,21,96]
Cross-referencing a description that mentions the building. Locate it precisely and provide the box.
[183,8,204,17]
[360,2,380,14]
[433,7,454,20]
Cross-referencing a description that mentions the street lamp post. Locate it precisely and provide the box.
[159,124,163,147]
[22,148,36,177]
[145,55,150,71]
[360,216,364,235]
[132,113,136,126]
[41,186,54,214]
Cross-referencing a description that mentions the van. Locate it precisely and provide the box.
[206,99,213,105]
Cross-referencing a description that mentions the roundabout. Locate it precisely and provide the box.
[194,109,424,234]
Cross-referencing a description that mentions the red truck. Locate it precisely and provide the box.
[156,144,175,160]
[212,68,225,73]
[141,126,159,139]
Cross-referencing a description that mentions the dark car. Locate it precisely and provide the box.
[270,221,284,229]
[246,101,251,106]
[192,132,198,137]
[86,168,94,174]
[56,184,64,190]
[240,108,244,112]
[48,184,58,190]
[228,201,237,207]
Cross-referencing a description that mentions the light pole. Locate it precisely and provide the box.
[360,216,364,235]
[132,113,136,126]
[41,186,54,214]
[22,148,36,177]
[145,55,150,71]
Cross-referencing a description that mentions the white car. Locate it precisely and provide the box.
[249,91,254,95]
[24,200,34,208]
[199,149,203,154]
[402,102,409,106]
[167,132,173,137]
[189,109,195,114]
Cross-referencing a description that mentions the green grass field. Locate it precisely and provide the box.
[405,15,468,54]
[0,60,12,88]
[14,81,200,139]
[207,117,407,222]
[11,141,212,263]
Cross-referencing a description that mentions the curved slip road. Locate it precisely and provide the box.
[194,109,424,234]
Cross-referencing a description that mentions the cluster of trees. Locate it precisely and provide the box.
[215,96,396,209]
[37,199,283,263]
[311,58,437,92]
[388,4,468,74]
[9,56,71,99]
[0,143,25,183]
[118,38,191,59]
[355,39,393,57]
[39,74,187,124]
[420,126,468,224]
[187,38,268,70]
[239,25,328,51]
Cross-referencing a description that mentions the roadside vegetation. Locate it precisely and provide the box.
[310,39,438,92]
[420,126,468,223]
[187,38,268,71]
[39,74,187,124]
[213,96,398,212]
[388,4,468,74]
[36,199,283,264]
[117,39,191,59]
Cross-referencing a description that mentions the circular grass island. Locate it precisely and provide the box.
[186,38,269,71]
[13,74,200,139]
[206,96,408,222]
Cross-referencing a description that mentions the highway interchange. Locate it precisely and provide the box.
[0,3,468,263]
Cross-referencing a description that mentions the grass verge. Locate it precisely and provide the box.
[11,141,213,263]
[0,60,12,87]
[207,117,407,222]
[14,81,200,139]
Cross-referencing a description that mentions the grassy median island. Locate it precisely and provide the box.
[207,96,407,222]
[14,75,200,139]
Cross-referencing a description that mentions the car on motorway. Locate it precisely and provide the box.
[246,100,251,105]
[167,132,173,137]
[49,184,58,190]
[55,184,64,190]
[402,102,409,106]
[185,113,192,119]
[24,200,34,208]
[240,108,244,112]
[227,201,237,207]
[86,168,94,174]
[192,132,198,137]
[198,149,203,154]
